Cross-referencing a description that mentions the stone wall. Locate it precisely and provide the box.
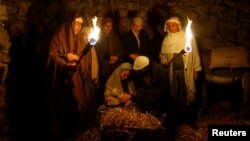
[1,0,250,53]
[0,0,250,138]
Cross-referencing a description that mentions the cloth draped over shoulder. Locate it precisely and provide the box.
[159,27,202,104]
[46,18,99,135]
[104,65,135,106]
[47,20,98,106]
[47,19,84,105]
[122,29,153,63]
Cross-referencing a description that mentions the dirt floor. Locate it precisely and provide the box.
[78,101,250,141]
[161,101,250,141]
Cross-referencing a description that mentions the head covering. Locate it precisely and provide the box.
[164,16,182,32]
[75,17,83,23]
[132,17,143,24]
[102,17,113,25]
[133,56,149,70]
[120,62,133,71]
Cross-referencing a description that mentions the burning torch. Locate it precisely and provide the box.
[67,16,100,82]
[167,17,193,67]
[65,16,100,88]
[75,16,100,67]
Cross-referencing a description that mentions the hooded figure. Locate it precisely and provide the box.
[121,16,153,63]
[46,15,98,140]
[159,16,202,124]
[104,62,135,107]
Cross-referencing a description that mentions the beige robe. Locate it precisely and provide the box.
[104,66,135,106]
[159,30,202,104]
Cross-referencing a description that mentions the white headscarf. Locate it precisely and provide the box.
[75,17,83,23]
[161,17,185,54]
[163,17,182,32]
[160,16,202,104]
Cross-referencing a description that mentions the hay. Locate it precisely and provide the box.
[99,107,162,130]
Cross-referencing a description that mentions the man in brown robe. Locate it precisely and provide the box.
[46,14,98,140]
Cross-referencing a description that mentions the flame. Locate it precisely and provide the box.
[184,17,193,53]
[88,16,100,45]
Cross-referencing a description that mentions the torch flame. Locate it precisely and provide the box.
[88,16,100,45]
[184,17,193,53]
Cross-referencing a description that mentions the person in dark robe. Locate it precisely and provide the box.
[122,17,153,64]
[95,17,123,107]
[132,56,168,118]
[45,14,99,140]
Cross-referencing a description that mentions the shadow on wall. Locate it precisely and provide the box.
[5,19,50,140]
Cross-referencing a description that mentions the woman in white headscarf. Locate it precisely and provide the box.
[159,16,202,125]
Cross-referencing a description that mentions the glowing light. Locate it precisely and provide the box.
[184,17,193,53]
[88,16,100,45]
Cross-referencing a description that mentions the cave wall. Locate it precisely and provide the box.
[0,0,250,138]
[2,0,250,54]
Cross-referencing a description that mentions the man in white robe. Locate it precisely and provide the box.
[159,16,202,125]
